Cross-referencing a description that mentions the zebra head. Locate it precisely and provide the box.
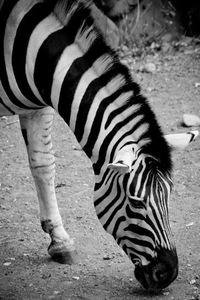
[94,141,178,291]
[94,131,198,290]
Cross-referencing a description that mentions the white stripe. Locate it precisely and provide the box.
[4,0,43,108]
[92,103,142,164]
[79,87,107,147]
[79,76,126,148]
[134,159,146,195]
[69,67,98,132]
[0,103,13,116]
[150,195,171,249]
[51,44,83,112]
[26,13,64,105]
[70,55,114,132]
[0,81,27,115]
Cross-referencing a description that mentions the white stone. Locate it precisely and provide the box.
[183,114,200,127]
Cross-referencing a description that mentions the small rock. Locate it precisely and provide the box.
[56,183,66,188]
[161,33,174,43]
[0,116,8,121]
[0,204,6,210]
[72,145,82,151]
[103,254,113,260]
[53,291,60,295]
[72,276,80,280]
[182,114,200,127]
[186,222,194,227]
[147,87,154,93]
[3,262,11,266]
[162,42,172,53]
[141,63,156,74]
[190,279,196,285]
[42,273,51,279]
[195,82,200,88]
[162,291,170,296]
[150,42,160,50]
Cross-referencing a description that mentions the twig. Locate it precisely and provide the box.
[4,120,19,127]
[130,0,141,35]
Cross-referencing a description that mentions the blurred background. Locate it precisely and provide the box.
[92,0,200,50]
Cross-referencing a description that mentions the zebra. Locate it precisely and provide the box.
[0,0,198,292]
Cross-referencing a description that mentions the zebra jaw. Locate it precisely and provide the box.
[164,130,199,150]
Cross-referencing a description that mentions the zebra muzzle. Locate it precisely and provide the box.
[134,248,178,292]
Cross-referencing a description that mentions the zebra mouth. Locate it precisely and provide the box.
[134,249,178,292]
[134,264,152,291]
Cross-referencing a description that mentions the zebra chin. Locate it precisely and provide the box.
[134,248,178,292]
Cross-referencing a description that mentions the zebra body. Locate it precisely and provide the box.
[1,0,198,291]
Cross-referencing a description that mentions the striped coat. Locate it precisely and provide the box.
[0,0,198,291]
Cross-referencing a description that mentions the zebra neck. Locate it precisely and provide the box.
[48,48,147,171]
[25,0,171,173]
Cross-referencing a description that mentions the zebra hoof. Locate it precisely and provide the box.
[48,241,77,264]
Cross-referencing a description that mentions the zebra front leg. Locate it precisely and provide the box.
[19,107,76,264]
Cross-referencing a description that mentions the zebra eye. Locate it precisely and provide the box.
[128,196,146,209]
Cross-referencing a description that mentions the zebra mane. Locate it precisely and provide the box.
[54,0,92,26]
[53,0,172,173]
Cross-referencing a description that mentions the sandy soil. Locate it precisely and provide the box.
[0,43,200,300]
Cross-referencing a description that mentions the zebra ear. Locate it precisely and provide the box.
[107,145,137,174]
[164,130,199,150]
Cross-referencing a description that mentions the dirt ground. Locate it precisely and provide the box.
[0,41,200,300]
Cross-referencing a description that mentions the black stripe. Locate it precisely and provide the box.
[104,86,140,130]
[0,0,33,109]
[113,216,126,239]
[94,172,118,207]
[126,204,147,221]
[123,223,156,243]
[34,28,71,105]
[74,67,119,142]
[119,235,155,252]
[121,242,154,263]
[146,216,164,247]
[83,87,139,160]
[83,86,132,157]
[103,195,126,231]
[93,115,145,174]
[94,168,110,191]
[148,195,167,246]
[74,63,131,143]
[97,176,121,219]
[156,180,167,220]
[126,246,153,262]
[125,204,162,249]
[12,1,55,106]
[151,177,167,233]
[34,3,96,107]
[133,162,154,198]
[129,160,144,195]
[58,40,110,123]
